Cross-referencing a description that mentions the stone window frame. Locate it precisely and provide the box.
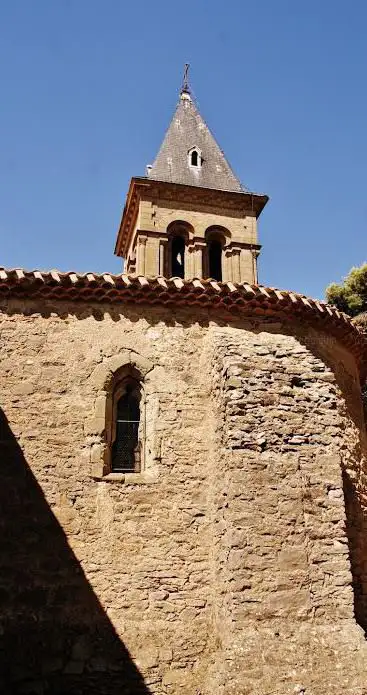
[188,146,202,169]
[88,351,160,484]
[109,369,144,474]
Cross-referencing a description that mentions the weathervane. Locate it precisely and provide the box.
[181,63,190,94]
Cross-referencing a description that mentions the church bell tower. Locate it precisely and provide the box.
[115,67,268,283]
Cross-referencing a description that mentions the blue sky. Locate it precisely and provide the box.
[0,0,366,299]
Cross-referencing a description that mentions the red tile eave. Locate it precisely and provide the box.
[0,268,366,381]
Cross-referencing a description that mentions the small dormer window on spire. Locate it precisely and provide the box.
[188,147,202,169]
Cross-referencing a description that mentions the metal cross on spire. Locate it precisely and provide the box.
[181,63,190,95]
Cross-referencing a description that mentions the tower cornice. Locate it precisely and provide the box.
[115,177,268,258]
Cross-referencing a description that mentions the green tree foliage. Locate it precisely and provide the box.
[326,263,367,317]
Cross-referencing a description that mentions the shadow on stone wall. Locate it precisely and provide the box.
[343,468,367,634]
[0,407,151,695]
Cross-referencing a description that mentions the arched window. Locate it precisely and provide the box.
[188,147,202,169]
[208,239,223,281]
[166,221,193,279]
[112,377,141,473]
[205,226,230,282]
[171,235,185,278]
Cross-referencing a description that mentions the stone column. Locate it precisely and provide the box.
[196,241,206,278]
[252,249,259,284]
[144,237,160,276]
[239,248,256,284]
[136,235,147,276]
[231,248,241,284]
[158,238,168,276]
[188,241,206,279]
[223,249,233,283]
[186,244,195,279]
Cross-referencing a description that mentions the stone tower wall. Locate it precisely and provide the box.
[123,188,259,282]
[0,298,367,694]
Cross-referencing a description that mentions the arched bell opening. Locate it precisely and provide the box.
[166,221,193,279]
[208,239,223,281]
[171,235,185,278]
[204,226,230,282]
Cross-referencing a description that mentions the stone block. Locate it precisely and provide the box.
[84,416,105,436]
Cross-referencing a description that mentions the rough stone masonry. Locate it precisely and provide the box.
[0,292,367,695]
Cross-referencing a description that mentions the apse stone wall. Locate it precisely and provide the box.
[208,330,367,695]
[0,297,366,695]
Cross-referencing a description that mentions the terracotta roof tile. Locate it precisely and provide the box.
[0,267,366,378]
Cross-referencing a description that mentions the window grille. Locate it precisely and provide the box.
[112,380,141,473]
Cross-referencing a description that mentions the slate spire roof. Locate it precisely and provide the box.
[147,83,244,193]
